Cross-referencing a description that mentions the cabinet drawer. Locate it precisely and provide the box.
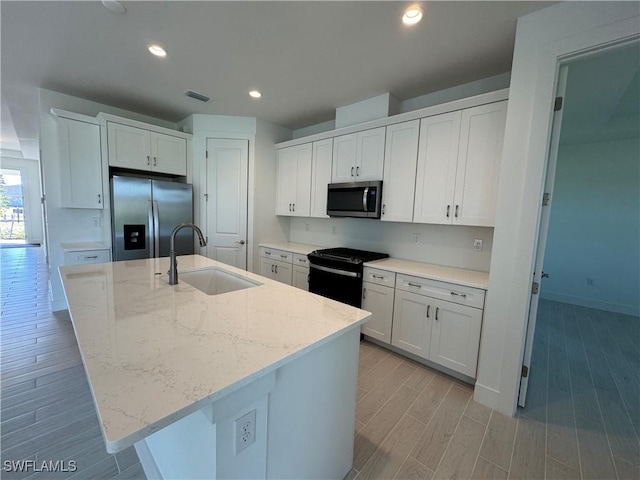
[64,249,111,266]
[396,274,485,309]
[363,267,396,288]
[260,247,292,263]
[293,253,310,267]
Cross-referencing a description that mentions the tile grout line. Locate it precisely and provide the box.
[564,304,584,480]
[471,408,494,477]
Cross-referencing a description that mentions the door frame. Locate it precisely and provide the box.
[475,2,640,416]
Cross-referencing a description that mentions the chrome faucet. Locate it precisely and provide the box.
[168,223,207,285]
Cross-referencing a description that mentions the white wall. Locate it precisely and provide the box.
[39,88,180,311]
[541,137,639,315]
[475,3,640,415]
[0,155,43,244]
[289,217,493,272]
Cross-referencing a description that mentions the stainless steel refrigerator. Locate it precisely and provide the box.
[111,176,194,261]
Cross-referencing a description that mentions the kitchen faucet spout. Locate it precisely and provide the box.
[168,223,207,285]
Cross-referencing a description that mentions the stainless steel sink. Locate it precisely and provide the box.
[179,268,262,295]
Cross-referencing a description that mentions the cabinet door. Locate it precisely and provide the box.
[413,112,461,224]
[58,118,103,209]
[331,133,357,183]
[292,265,309,291]
[391,290,432,359]
[276,147,297,215]
[356,127,386,181]
[453,101,507,226]
[381,120,419,222]
[107,123,151,170]
[361,282,394,344]
[310,138,333,218]
[429,300,483,378]
[261,259,276,280]
[150,133,187,176]
[273,259,293,285]
[293,144,312,217]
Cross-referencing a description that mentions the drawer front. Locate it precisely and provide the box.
[293,253,309,267]
[396,274,485,309]
[64,249,111,266]
[260,247,292,263]
[363,267,396,288]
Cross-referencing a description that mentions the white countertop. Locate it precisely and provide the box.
[259,242,323,256]
[364,258,489,289]
[59,255,370,453]
[60,241,110,251]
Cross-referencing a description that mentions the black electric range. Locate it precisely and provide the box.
[307,247,388,307]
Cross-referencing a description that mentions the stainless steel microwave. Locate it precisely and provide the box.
[327,181,383,218]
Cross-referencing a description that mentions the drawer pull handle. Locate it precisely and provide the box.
[265,251,271,255]
[407,282,422,288]
[426,305,430,318]
[450,292,467,298]
[298,258,306,263]
[275,265,278,274]
[271,264,274,273]
[372,274,384,279]
[84,255,98,259]
[435,307,440,321]
[362,288,367,299]
[280,255,288,259]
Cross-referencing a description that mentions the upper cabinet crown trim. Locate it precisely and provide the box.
[99,113,192,140]
[276,89,509,149]
[50,108,102,125]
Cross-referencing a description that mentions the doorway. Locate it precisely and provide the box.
[518,41,639,476]
[0,169,26,245]
[204,138,249,270]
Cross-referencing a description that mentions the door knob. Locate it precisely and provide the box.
[235,240,246,245]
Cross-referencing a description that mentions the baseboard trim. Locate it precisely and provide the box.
[473,382,500,411]
[540,292,639,316]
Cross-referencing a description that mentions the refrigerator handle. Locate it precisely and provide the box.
[153,200,160,258]
[147,200,155,258]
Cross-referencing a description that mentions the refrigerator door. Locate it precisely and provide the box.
[111,176,152,261]
[152,180,194,257]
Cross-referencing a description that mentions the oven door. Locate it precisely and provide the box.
[308,264,363,308]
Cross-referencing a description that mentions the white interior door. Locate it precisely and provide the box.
[518,66,568,407]
[205,138,248,270]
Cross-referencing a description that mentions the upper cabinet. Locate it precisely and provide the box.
[107,122,187,176]
[413,101,507,227]
[276,144,312,216]
[57,117,104,209]
[381,120,420,223]
[310,138,333,218]
[331,127,385,183]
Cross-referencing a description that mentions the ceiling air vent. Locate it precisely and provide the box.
[184,90,211,103]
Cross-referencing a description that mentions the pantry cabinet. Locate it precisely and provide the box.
[275,144,312,216]
[331,127,385,183]
[381,120,420,223]
[107,122,187,176]
[413,101,507,227]
[57,117,104,209]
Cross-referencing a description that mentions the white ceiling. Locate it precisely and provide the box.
[1,1,555,157]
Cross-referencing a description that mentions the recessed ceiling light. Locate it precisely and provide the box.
[402,6,423,25]
[147,44,167,58]
[249,90,262,98]
[101,0,126,14]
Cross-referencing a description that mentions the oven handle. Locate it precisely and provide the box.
[362,187,369,212]
[310,264,361,278]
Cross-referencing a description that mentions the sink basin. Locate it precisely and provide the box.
[179,268,262,296]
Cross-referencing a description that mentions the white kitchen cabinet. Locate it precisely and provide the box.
[331,127,385,183]
[413,101,507,227]
[361,282,395,344]
[391,289,432,359]
[260,258,292,285]
[381,120,420,222]
[429,299,483,378]
[309,138,333,218]
[293,265,309,291]
[275,144,312,216]
[107,122,187,176]
[57,117,104,209]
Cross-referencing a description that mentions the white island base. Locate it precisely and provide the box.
[134,328,360,480]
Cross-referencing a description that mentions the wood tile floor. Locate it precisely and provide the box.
[1,247,145,479]
[2,247,638,480]
[350,300,640,480]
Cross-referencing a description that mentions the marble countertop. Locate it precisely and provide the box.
[259,242,323,256]
[59,255,370,453]
[60,241,110,251]
[364,258,489,289]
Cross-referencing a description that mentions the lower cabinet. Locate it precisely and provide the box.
[390,290,432,358]
[260,258,292,285]
[361,281,394,344]
[259,247,310,290]
[293,265,309,291]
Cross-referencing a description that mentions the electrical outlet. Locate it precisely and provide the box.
[234,409,256,455]
[92,217,101,227]
[587,277,596,286]
[305,223,310,232]
[413,233,421,245]
[331,225,337,236]
[473,239,483,252]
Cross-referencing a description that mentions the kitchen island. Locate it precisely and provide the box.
[59,255,370,479]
